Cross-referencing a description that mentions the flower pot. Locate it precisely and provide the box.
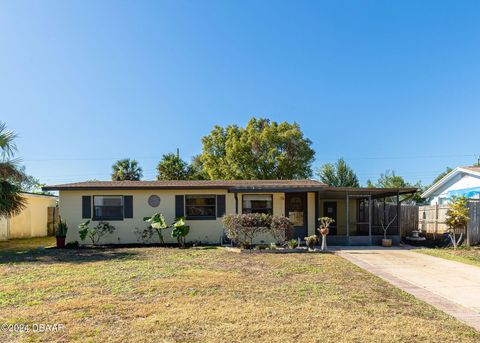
[381,238,392,247]
[319,227,329,236]
[56,236,66,248]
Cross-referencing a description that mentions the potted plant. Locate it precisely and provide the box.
[318,217,334,252]
[304,235,318,251]
[380,215,397,247]
[55,219,68,248]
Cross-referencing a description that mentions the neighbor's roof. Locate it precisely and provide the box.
[20,192,58,199]
[43,179,326,191]
[463,166,480,173]
[421,166,480,198]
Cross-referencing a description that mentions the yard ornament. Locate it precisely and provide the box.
[318,217,335,252]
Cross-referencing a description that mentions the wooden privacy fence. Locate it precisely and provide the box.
[367,202,418,236]
[399,204,419,238]
[418,201,480,246]
[47,206,60,236]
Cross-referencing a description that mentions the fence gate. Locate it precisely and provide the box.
[467,202,480,246]
[47,207,60,236]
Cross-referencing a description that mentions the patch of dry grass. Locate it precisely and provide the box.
[0,236,55,252]
[0,239,478,342]
[416,246,480,268]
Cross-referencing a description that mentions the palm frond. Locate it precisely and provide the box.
[0,159,25,181]
[0,122,18,159]
[0,181,26,218]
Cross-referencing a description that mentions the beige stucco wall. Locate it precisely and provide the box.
[8,195,57,239]
[60,190,318,245]
[0,217,8,241]
[61,189,235,245]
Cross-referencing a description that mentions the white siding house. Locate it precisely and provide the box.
[422,167,480,205]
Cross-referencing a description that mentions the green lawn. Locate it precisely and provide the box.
[0,238,478,342]
[415,246,480,268]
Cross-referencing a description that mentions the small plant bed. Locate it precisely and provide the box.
[58,242,213,250]
[225,246,331,254]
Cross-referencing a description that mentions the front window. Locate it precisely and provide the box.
[243,195,273,214]
[93,196,123,220]
[185,195,216,219]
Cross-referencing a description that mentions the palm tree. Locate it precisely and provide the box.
[0,122,26,217]
[111,158,143,181]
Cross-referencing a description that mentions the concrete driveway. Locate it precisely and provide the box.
[334,246,480,331]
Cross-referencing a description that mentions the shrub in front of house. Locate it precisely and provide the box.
[223,213,293,248]
[288,239,298,249]
[78,220,116,245]
[171,217,190,248]
[271,216,294,244]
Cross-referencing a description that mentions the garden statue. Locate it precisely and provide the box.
[318,217,334,252]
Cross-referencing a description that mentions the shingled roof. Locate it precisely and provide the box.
[43,179,326,191]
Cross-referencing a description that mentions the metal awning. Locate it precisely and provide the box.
[318,187,418,199]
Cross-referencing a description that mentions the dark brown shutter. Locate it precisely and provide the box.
[175,195,185,218]
[216,195,226,217]
[124,196,133,218]
[82,196,91,219]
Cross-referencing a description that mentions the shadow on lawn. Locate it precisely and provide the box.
[0,248,139,264]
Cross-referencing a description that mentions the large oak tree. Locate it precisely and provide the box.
[200,118,315,180]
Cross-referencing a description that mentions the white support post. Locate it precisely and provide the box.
[368,195,372,245]
[346,192,350,245]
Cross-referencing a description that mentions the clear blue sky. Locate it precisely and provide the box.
[1,1,479,186]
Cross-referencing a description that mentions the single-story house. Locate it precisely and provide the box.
[43,180,417,246]
[421,166,480,205]
[0,192,58,241]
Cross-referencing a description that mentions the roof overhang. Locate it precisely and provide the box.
[228,187,326,193]
[318,187,418,199]
[43,185,235,191]
[42,181,417,197]
[42,180,326,192]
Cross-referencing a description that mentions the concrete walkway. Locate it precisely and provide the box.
[334,246,480,331]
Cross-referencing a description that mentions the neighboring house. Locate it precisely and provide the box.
[0,193,58,241]
[43,180,417,246]
[421,166,480,205]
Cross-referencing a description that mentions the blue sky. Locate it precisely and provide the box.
[1,1,479,186]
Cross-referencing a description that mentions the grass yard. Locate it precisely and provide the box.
[0,238,478,342]
[415,246,480,268]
